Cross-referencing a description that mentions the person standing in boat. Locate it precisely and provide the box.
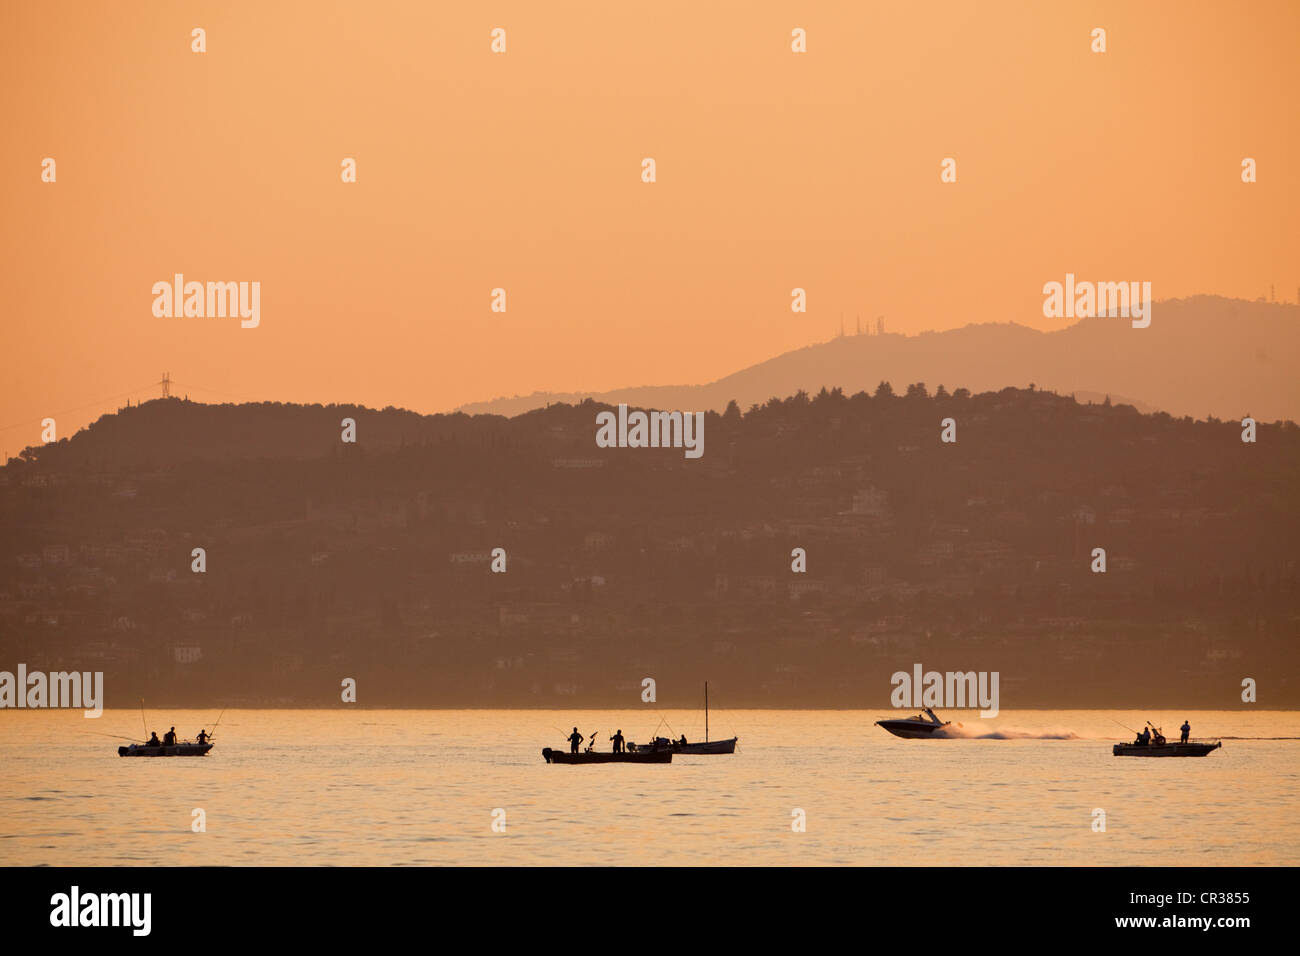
[610,729,625,753]
[1180,720,1190,744]
[196,729,210,745]
[567,727,584,754]
[163,727,177,746]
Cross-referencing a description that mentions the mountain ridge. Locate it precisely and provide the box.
[455,296,1300,422]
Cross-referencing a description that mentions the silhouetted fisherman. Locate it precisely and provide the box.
[147,731,161,747]
[1180,720,1190,744]
[611,729,625,753]
[679,734,688,746]
[568,727,584,754]
[163,727,177,746]
[196,729,210,745]
[1134,727,1151,746]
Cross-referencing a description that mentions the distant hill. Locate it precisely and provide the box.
[3,388,1297,708]
[456,296,1300,423]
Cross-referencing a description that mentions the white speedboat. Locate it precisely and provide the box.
[875,707,950,738]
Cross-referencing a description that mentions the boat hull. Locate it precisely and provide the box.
[875,721,946,739]
[673,737,737,755]
[1113,740,1221,757]
[118,743,213,757]
[543,747,671,764]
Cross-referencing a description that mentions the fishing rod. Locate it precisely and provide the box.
[553,725,588,746]
[87,731,144,742]
[1108,717,1139,734]
[209,708,226,740]
[139,698,148,741]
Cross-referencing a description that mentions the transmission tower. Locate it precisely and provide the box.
[159,372,172,399]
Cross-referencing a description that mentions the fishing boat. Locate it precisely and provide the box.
[118,742,214,757]
[542,747,671,764]
[631,682,738,755]
[1110,718,1221,757]
[1112,739,1221,758]
[875,707,950,738]
[112,703,222,757]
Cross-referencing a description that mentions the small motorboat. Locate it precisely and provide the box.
[117,705,223,757]
[542,747,671,764]
[118,742,214,757]
[1113,739,1221,758]
[875,707,950,738]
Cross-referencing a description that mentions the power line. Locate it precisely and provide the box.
[0,383,159,436]
[169,380,264,404]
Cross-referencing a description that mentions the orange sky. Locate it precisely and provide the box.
[2,1,1297,451]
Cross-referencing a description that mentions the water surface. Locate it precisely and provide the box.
[1,709,1295,865]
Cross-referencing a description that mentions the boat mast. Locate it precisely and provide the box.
[705,681,709,742]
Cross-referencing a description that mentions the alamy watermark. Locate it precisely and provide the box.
[0,664,102,717]
[1042,273,1151,328]
[152,274,260,328]
[50,886,150,936]
[890,663,999,717]
[595,403,704,459]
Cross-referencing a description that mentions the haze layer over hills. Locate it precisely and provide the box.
[458,297,1299,424]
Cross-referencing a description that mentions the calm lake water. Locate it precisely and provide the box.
[1,709,1296,866]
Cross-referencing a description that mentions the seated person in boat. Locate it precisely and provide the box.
[196,729,210,744]
[679,735,688,746]
[1134,728,1151,746]
[163,727,177,746]
[147,731,161,747]
[610,729,625,753]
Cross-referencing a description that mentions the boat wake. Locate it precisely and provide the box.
[934,724,1080,740]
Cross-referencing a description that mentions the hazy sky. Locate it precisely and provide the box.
[3,1,1297,449]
